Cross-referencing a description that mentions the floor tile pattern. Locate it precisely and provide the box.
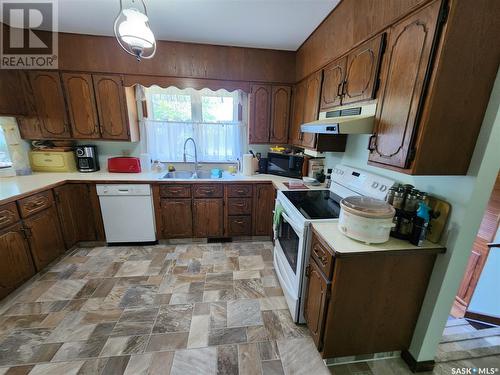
[0,241,328,375]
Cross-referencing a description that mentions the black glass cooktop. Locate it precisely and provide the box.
[282,190,342,220]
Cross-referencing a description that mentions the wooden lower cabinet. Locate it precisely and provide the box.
[54,184,98,248]
[304,258,330,350]
[0,223,36,299]
[193,199,223,237]
[305,229,442,358]
[160,199,193,238]
[252,184,275,236]
[24,205,65,271]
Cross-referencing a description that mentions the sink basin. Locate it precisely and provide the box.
[161,170,195,179]
[160,170,220,179]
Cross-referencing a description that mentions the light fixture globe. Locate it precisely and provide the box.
[114,0,156,60]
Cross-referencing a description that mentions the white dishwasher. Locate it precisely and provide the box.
[96,184,156,243]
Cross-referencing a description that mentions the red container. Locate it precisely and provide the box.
[107,157,142,173]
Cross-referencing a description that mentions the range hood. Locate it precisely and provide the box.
[301,103,376,134]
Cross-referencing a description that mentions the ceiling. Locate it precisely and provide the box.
[52,0,340,51]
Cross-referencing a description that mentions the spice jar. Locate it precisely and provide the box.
[404,189,420,212]
[385,184,399,205]
[392,187,405,209]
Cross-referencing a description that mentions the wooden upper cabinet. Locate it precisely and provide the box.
[342,34,385,105]
[0,223,36,299]
[93,74,130,140]
[193,198,224,237]
[320,57,347,110]
[252,184,275,237]
[249,84,271,143]
[0,70,28,116]
[289,81,306,146]
[270,86,291,144]
[369,1,441,168]
[301,71,322,149]
[304,257,330,350]
[28,71,71,139]
[62,73,100,139]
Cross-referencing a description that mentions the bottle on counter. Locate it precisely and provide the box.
[410,201,431,246]
[325,169,332,189]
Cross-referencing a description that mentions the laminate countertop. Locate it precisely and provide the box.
[0,171,326,204]
[311,222,445,256]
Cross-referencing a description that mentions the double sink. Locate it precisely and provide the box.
[161,170,217,179]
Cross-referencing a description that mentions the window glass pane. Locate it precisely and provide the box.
[202,96,234,122]
[151,93,192,121]
[0,127,12,168]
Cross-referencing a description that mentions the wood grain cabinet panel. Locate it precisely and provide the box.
[0,70,28,116]
[301,71,323,149]
[23,205,65,271]
[28,71,71,138]
[227,216,252,236]
[227,198,252,215]
[252,184,275,237]
[62,73,100,139]
[368,1,441,168]
[289,80,307,146]
[18,190,54,218]
[193,184,223,198]
[193,199,224,237]
[160,184,192,198]
[304,258,330,350]
[92,74,130,140]
[54,184,98,249]
[310,234,334,279]
[270,85,291,144]
[0,223,36,299]
[320,57,347,110]
[226,184,253,198]
[249,84,271,143]
[160,199,193,238]
[0,202,20,230]
[342,34,385,105]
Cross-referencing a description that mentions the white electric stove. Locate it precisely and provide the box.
[273,165,395,323]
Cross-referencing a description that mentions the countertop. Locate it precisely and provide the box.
[0,170,326,204]
[312,222,445,256]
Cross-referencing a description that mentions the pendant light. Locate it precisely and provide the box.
[114,0,156,60]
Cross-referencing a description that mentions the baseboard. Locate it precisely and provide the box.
[465,310,500,326]
[401,350,435,373]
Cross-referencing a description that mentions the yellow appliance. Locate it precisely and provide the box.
[29,150,77,172]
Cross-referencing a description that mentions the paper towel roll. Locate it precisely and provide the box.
[242,154,254,176]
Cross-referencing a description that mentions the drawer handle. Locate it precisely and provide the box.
[27,200,46,210]
[236,189,246,194]
[199,189,215,194]
[234,220,245,224]
[0,213,13,223]
[234,203,246,207]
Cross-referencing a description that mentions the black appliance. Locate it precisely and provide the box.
[267,152,304,178]
[75,145,99,172]
[282,190,342,219]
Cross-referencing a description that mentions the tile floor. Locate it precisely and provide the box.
[0,241,330,375]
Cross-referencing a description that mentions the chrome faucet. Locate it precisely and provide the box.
[183,137,198,175]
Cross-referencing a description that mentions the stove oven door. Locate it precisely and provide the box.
[274,209,305,322]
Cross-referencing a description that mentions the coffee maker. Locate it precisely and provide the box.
[75,145,99,172]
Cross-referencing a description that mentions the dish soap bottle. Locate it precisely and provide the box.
[410,201,430,246]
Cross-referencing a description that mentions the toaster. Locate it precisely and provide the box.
[107,157,142,173]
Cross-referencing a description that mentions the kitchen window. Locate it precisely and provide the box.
[0,126,13,169]
[142,86,246,163]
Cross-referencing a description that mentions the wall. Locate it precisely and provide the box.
[324,68,500,362]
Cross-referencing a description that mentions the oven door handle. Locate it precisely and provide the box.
[281,211,302,234]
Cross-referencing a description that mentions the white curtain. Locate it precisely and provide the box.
[143,120,245,162]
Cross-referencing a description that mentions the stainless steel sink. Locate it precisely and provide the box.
[160,170,220,179]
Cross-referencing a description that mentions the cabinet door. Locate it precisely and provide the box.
[301,71,322,149]
[249,84,271,143]
[304,258,330,350]
[270,85,291,144]
[28,71,71,138]
[93,75,129,140]
[54,184,97,249]
[320,57,347,110]
[0,223,36,299]
[62,73,100,139]
[289,81,306,146]
[368,1,441,168]
[0,70,28,116]
[24,206,65,271]
[160,199,193,238]
[342,34,385,105]
[193,199,223,237]
[252,184,275,236]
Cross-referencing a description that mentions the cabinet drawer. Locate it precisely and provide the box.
[311,233,334,279]
[193,184,223,198]
[0,202,20,229]
[18,190,54,218]
[160,184,191,198]
[227,198,252,215]
[227,216,252,236]
[227,184,253,197]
